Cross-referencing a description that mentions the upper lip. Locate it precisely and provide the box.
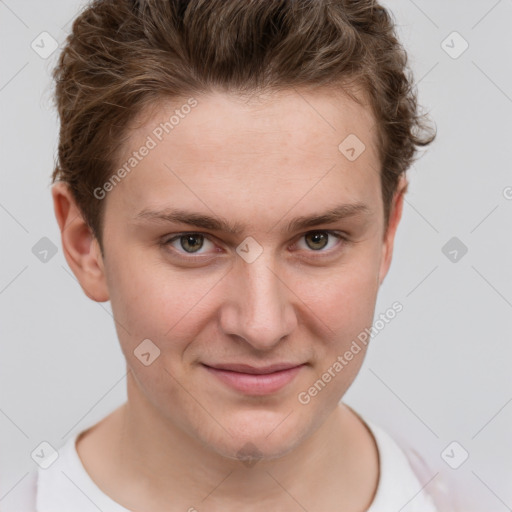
[203,363,305,375]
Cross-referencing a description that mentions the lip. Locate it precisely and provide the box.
[202,363,306,395]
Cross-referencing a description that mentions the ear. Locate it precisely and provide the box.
[52,181,109,302]
[378,175,408,286]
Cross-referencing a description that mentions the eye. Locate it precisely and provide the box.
[162,233,216,256]
[161,230,348,260]
[294,230,346,254]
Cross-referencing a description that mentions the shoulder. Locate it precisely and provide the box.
[362,419,439,512]
[18,431,129,512]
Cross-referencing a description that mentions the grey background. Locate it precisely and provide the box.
[1,1,511,510]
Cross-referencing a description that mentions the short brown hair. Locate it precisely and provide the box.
[52,0,436,251]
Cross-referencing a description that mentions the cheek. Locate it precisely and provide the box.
[103,255,229,440]
[294,248,381,337]
[105,259,209,406]
[326,271,378,335]
[294,266,379,405]
[104,255,217,354]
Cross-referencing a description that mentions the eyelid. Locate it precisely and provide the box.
[161,232,219,259]
[291,230,347,256]
[161,230,348,259]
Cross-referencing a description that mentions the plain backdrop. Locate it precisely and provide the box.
[1,1,511,510]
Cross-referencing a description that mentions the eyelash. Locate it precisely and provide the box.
[160,230,349,261]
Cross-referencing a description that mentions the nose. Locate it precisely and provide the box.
[219,255,298,351]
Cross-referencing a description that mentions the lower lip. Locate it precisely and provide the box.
[203,364,305,395]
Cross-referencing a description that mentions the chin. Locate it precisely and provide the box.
[211,432,301,464]
[198,409,311,463]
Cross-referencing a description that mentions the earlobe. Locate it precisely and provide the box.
[378,176,407,286]
[52,182,110,302]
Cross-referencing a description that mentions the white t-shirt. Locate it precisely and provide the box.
[2,419,440,512]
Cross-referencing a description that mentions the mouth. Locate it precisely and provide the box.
[201,362,306,395]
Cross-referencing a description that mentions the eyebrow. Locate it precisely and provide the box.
[135,202,371,235]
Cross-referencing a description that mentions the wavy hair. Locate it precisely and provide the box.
[52,0,436,248]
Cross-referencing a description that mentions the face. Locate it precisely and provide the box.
[78,88,403,461]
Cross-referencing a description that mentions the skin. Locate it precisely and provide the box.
[52,87,406,511]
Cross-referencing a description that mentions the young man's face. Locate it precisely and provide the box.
[58,88,404,461]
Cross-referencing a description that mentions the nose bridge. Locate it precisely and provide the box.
[222,251,296,349]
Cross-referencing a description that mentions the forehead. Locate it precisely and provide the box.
[143,87,377,158]
[109,87,382,223]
